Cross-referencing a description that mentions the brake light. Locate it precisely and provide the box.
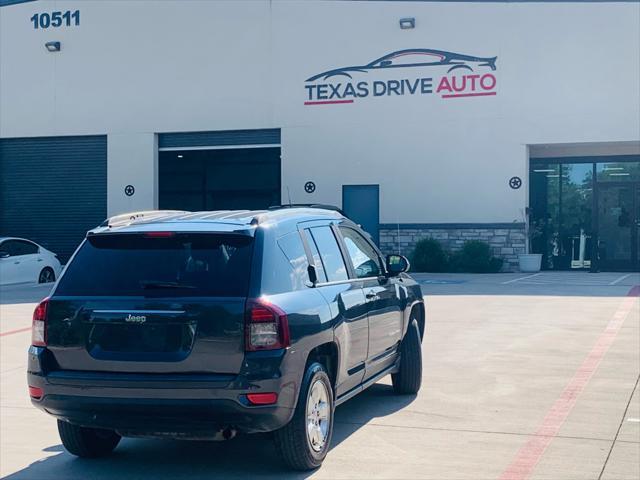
[32,298,49,347]
[144,231,175,238]
[245,299,290,352]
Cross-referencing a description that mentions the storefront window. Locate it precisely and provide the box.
[530,162,593,270]
[595,161,639,270]
[531,157,639,271]
[596,162,640,182]
[530,164,560,269]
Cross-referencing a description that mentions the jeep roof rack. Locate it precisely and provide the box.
[100,210,190,228]
[268,204,347,216]
[97,206,346,231]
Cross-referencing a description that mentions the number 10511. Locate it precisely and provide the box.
[31,11,80,29]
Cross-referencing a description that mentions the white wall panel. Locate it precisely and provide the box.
[1,0,639,221]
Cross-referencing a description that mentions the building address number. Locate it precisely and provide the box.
[30,10,80,29]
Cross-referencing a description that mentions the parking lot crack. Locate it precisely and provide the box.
[597,374,640,480]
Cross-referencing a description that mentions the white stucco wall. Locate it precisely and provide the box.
[1,0,639,221]
[107,133,157,215]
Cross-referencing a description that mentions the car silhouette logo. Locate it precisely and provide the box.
[306,48,497,82]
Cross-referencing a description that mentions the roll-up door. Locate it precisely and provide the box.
[158,129,280,149]
[0,135,107,262]
[158,129,281,212]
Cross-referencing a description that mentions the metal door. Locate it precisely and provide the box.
[342,185,380,245]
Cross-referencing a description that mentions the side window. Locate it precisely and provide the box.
[16,241,38,255]
[309,226,348,282]
[277,231,310,290]
[303,230,327,283]
[339,227,382,278]
[1,241,21,256]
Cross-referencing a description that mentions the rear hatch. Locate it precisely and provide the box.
[46,231,253,374]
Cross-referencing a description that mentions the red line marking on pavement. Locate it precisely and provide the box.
[304,99,354,105]
[441,91,497,98]
[0,326,31,337]
[499,285,640,480]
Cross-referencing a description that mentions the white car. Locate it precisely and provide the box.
[0,237,62,285]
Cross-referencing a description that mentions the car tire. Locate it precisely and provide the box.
[38,267,55,284]
[391,319,423,395]
[273,362,334,471]
[57,420,121,458]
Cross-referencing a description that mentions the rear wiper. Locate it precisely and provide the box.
[140,281,197,290]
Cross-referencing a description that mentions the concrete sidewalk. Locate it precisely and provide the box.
[412,271,640,297]
[1,274,638,479]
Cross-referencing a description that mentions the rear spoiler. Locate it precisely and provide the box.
[482,56,497,71]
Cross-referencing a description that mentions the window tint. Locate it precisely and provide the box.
[21,241,39,255]
[309,226,348,282]
[303,230,327,283]
[277,231,310,290]
[1,240,38,256]
[340,227,382,278]
[55,233,253,297]
[0,241,14,256]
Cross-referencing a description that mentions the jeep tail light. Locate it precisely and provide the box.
[32,298,49,347]
[245,299,289,352]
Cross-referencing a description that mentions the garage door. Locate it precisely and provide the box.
[0,136,107,262]
[158,129,281,212]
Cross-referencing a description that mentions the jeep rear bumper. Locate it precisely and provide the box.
[27,346,298,436]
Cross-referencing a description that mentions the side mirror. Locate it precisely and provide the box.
[386,254,409,276]
[379,60,392,67]
[0,251,9,259]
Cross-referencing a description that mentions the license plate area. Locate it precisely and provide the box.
[86,322,197,362]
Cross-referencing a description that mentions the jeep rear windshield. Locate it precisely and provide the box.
[55,233,253,297]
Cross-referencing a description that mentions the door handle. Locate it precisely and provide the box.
[37,258,43,262]
[365,290,378,300]
[14,261,20,265]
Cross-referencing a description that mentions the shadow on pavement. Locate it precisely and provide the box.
[0,283,53,305]
[2,384,414,480]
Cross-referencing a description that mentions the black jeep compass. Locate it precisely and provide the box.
[27,207,425,470]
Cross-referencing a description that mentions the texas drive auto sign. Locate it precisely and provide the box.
[304,48,498,105]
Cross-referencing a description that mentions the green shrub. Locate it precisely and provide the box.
[488,257,504,273]
[450,240,503,273]
[411,238,448,272]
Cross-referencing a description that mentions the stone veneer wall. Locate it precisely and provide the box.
[379,223,526,272]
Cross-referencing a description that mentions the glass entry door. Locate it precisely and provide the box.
[596,183,639,271]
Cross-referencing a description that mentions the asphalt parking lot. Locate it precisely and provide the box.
[1,272,638,480]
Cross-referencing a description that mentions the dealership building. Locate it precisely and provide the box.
[1,0,639,271]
